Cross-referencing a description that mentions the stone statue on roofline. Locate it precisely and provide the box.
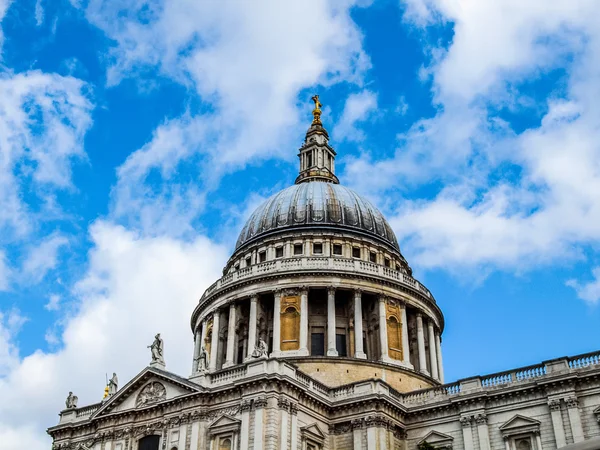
[65,391,78,409]
[148,333,165,366]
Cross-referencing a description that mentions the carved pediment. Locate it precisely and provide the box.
[301,423,326,443]
[500,415,541,437]
[92,366,201,418]
[208,415,241,436]
[418,430,454,449]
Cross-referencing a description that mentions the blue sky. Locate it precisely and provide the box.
[0,0,599,447]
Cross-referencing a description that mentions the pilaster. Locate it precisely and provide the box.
[565,396,585,443]
[246,295,258,360]
[272,291,281,356]
[548,399,566,448]
[209,311,220,371]
[327,287,338,356]
[416,313,428,375]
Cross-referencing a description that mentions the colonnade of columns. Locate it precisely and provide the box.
[192,287,444,383]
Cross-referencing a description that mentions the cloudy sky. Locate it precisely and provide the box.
[1,0,599,447]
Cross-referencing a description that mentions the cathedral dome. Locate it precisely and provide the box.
[235,181,400,250]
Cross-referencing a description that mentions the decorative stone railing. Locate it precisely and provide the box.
[210,365,248,384]
[201,256,433,301]
[75,403,101,418]
[568,351,600,369]
[480,364,546,387]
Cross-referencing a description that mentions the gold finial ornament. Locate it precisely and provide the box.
[311,94,322,125]
[103,384,109,399]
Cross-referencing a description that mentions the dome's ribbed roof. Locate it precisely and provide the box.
[236,181,399,250]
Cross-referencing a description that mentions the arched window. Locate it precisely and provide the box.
[387,316,403,360]
[219,437,232,450]
[281,306,300,351]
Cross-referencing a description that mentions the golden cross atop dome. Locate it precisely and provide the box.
[311,94,322,124]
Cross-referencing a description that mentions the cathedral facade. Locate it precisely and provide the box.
[48,99,600,450]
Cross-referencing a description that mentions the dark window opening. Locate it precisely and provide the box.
[352,247,361,258]
[313,243,323,254]
[384,258,390,267]
[294,243,303,255]
[336,334,347,357]
[333,244,343,255]
[307,153,313,167]
[234,264,239,271]
[139,436,160,450]
[396,264,401,271]
[311,333,325,356]
[259,251,266,263]
[237,344,244,364]
[369,252,377,263]
[245,257,251,267]
[275,247,284,258]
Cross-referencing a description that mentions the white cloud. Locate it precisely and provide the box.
[342,0,600,283]
[567,267,600,305]
[333,90,378,142]
[44,294,61,311]
[34,0,43,26]
[0,250,10,290]
[0,308,27,377]
[21,234,69,283]
[0,221,228,449]
[76,1,371,235]
[0,71,93,239]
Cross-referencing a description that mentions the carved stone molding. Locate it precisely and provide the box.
[290,402,298,415]
[548,399,561,411]
[351,418,365,430]
[476,413,488,425]
[564,397,578,409]
[240,400,252,412]
[330,422,352,435]
[254,397,268,409]
[278,397,291,410]
[460,416,472,427]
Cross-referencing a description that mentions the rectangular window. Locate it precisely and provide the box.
[259,251,266,263]
[311,333,325,356]
[313,243,323,254]
[396,264,401,271]
[245,257,251,267]
[369,251,377,263]
[294,243,303,255]
[234,264,239,271]
[332,244,343,255]
[275,247,284,258]
[336,334,347,357]
[384,258,390,267]
[352,247,361,258]
[237,344,244,364]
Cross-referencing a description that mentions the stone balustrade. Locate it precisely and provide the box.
[199,349,599,407]
[201,256,434,301]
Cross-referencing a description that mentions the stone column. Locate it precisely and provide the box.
[352,420,363,450]
[299,288,309,355]
[367,426,377,450]
[416,313,428,375]
[223,303,237,368]
[566,397,585,443]
[428,320,439,380]
[435,332,445,383]
[503,437,511,450]
[378,296,389,361]
[548,399,566,448]
[253,397,267,450]
[290,404,298,450]
[209,311,220,371]
[400,303,410,365]
[327,287,338,356]
[272,291,281,356]
[240,400,252,450]
[535,432,543,450]
[279,399,290,450]
[476,414,491,450]
[354,290,366,359]
[192,326,202,373]
[461,417,474,450]
[246,295,258,359]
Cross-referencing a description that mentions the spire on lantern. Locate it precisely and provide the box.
[295,95,339,185]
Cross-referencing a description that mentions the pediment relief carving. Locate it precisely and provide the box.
[418,430,454,449]
[208,414,241,436]
[301,423,326,443]
[500,415,541,437]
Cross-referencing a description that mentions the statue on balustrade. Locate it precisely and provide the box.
[148,333,165,365]
[197,346,208,372]
[108,372,118,396]
[65,391,78,409]
[251,338,269,359]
